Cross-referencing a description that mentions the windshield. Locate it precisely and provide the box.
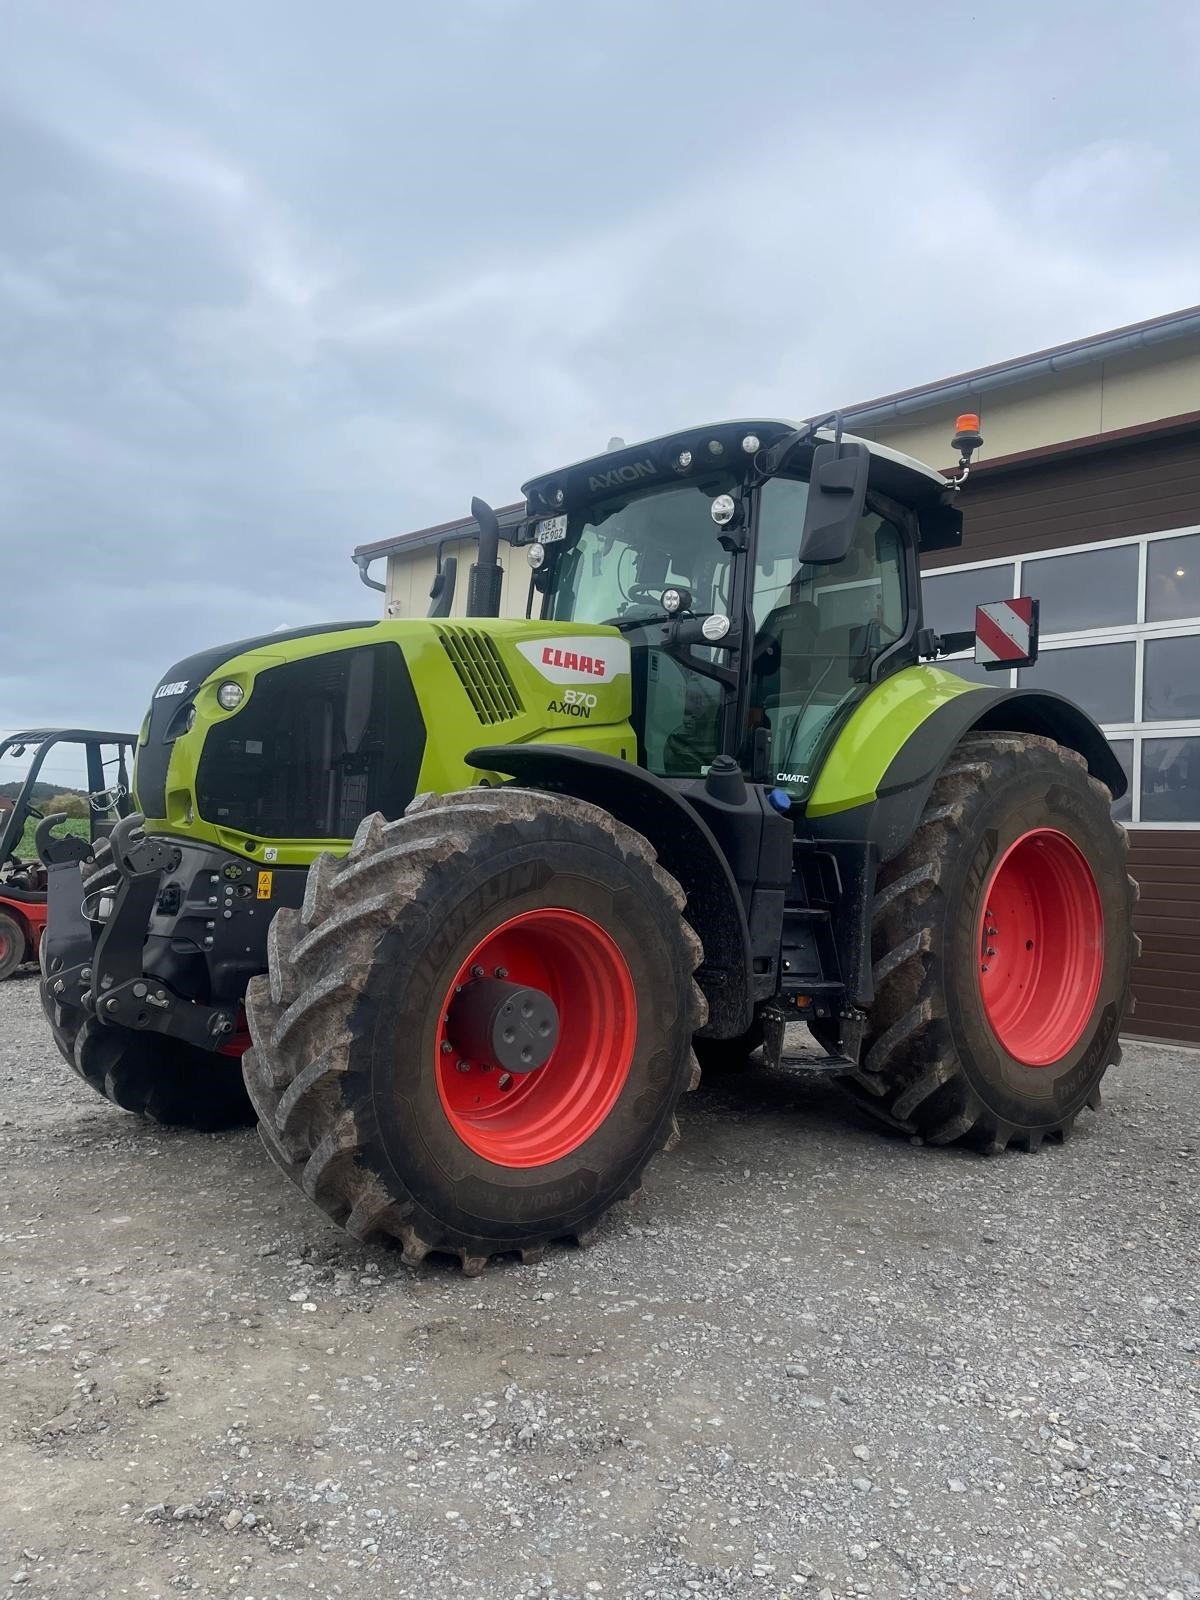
[542,477,738,625]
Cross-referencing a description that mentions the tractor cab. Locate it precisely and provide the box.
[515,419,967,799]
[0,728,136,980]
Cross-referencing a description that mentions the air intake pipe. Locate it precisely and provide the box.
[466,497,504,618]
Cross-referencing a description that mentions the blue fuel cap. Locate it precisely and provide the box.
[768,787,792,814]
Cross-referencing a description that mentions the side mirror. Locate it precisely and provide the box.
[427,555,458,618]
[797,440,870,564]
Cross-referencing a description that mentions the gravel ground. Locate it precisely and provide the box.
[1,969,1198,1600]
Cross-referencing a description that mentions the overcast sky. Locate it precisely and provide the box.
[3,0,1199,786]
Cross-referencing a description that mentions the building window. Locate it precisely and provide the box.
[923,564,1015,636]
[924,524,1200,829]
[1021,544,1139,632]
[1146,531,1200,623]
[1018,641,1136,725]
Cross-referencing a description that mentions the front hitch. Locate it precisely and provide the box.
[88,815,240,1050]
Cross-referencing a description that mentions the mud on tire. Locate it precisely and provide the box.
[244,787,706,1272]
[846,732,1136,1152]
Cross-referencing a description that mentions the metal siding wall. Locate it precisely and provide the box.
[923,426,1200,1046]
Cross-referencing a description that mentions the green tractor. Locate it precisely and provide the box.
[39,417,1136,1269]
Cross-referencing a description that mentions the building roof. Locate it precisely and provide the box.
[353,502,525,565]
[838,303,1200,428]
[357,304,1200,565]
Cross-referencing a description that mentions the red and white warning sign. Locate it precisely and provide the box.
[974,597,1040,668]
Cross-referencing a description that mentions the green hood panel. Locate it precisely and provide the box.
[137,619,636,867]
[805,665,984,818]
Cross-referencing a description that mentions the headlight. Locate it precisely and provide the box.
[217,681,244,711]
[527,543,545,570]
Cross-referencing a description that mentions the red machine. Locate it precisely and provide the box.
[0,729,136,980]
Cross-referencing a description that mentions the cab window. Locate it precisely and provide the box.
[750,476,907,788]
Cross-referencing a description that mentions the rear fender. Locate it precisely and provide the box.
[466,745,754,1037]
[809,679,1126,865]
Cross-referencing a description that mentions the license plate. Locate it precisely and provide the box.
[536,515,568,544]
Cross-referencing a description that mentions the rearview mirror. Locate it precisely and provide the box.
[797,441,870,564]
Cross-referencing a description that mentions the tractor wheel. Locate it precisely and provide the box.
[694,1018,764,1071]
[0,911,25,981]
[847,732,1136,1152]
[40,841,252,1129]
[243,787,705,1272]
[67,1016,253,1130]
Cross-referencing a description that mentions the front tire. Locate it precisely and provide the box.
[39,840,252,1129]
[244,788,706,1271]
[848,732,1136,1151]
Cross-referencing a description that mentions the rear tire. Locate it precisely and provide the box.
[847,732,1135,1151]
[0,911,25,980]
[244,788,706,1271]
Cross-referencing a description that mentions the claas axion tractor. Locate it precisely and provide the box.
[38,416,1136,1270]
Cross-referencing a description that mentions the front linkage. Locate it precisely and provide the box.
[40,812,276,1053]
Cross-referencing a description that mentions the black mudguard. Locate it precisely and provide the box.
[466,745,755,1038]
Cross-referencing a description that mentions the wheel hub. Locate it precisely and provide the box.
[433,906,637,1168]
[445,977,559,1074]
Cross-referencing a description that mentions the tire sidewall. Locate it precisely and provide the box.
[941,755,1130,1126]
[0,911,26,979]
[357,833,694,1245]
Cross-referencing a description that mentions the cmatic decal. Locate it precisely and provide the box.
[515,637,631,686]
[973,597,1039,666]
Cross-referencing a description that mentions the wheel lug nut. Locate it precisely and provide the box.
[471,965,485,979]
[440,1041,453,1054]
[985,946,996,957]
[494,967,508,979]
[456,1059,471,1073]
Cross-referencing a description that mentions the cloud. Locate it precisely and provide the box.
[1,0,1198,745]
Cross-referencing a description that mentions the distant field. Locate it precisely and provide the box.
[15,815,89,860]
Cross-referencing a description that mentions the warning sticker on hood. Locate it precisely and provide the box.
[515,637,631,686]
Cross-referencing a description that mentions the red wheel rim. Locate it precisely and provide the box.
[434,908,637,1167]
[978,828,1104,1066]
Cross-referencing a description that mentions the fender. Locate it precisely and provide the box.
[808,670,1126,864]
[466,744,754,1038]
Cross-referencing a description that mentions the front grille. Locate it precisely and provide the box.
[436,629,523,724]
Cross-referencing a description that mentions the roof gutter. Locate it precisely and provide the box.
[842,309,1200,429]
[353,552,387,594]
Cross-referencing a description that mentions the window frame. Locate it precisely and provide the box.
[924,523,1200,830]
